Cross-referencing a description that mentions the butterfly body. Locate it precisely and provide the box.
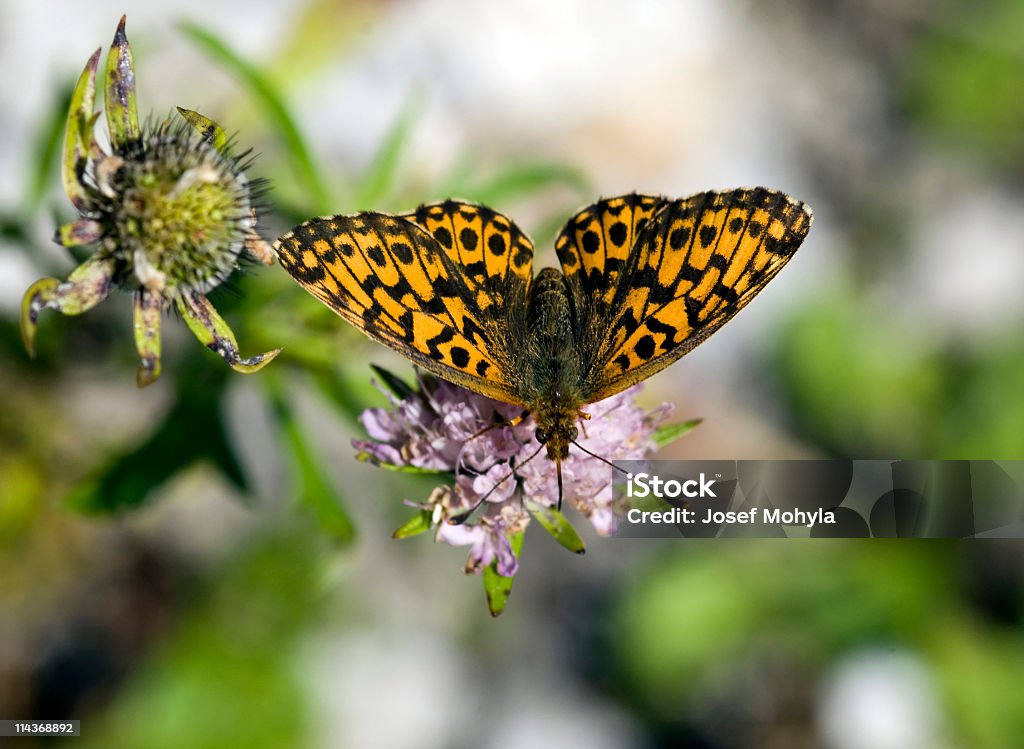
[275,189,813,465]
[509,266,585,459]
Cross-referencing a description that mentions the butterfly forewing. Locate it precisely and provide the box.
[567,188,812,402]
[274,203,535,405]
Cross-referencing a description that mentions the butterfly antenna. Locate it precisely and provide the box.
[448,443,545,525]
[570,440,629,475]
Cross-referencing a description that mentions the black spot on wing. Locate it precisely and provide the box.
[609,221,628,247]
[450,346,470,368]
[488,233,506,256]
[669,226,690,250]
[391,241,413,263]
[460,227,479,251]
[698,225,717,248]
[635,334,656,360]
[433,226,453,249]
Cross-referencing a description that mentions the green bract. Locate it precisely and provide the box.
[20,16,280,386]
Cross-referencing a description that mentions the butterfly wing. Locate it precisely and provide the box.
[556,188,812,402]
[555,192,666,319]
[275,201,535,405]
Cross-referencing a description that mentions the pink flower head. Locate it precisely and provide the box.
[355,369,673,578]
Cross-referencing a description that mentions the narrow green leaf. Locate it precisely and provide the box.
[268,378,356,544]
[178,20,333,213]
[392,510,433,539]
[370,364,414,399]
[525,499,586,554]
[355,94,419,208]
[483,531,524,617]
[652,418,703,448]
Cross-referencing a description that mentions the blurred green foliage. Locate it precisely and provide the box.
[774,289,1024,459]
[81,532,322,749]
[612,542,1024,747]
[903,0,1024,170]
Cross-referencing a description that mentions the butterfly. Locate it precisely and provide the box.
[275,189,812,484]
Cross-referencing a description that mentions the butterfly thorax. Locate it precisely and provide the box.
[524,268,585,461]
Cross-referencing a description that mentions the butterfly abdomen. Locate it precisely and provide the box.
[522,268,587,460]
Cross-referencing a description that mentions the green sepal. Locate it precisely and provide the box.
[177,292,282,374]
[133,291,163,387]
[483,530,524,617]
[525,499,586,555]
[652,418,703,448]
[62,47,100,211]
[176,106,228,153]
[104,15,141,151]
[20,255,115,357]
[392,510,434,539]
[56,218,103,247]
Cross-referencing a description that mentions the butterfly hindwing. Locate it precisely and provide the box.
[564,188,813,402]
[274,203,535,405]
[554,193,666,319]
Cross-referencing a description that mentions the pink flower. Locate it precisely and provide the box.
[354,369,673,578]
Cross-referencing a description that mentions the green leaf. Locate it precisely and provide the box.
[267,377,356,544]
[65,368,247,513]
[483,531,524,617]
[369,364,415,399]
[652,419,703,448]
[525,499,586,554]
[355,94,419,209]
[392,510,434,539]
[178,21,333,213]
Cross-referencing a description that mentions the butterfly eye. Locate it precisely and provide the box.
[535,428,549,444]
[569,427,579,441]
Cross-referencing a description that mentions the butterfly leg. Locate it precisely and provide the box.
[576,409,591,439]
[500,410,531,428]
